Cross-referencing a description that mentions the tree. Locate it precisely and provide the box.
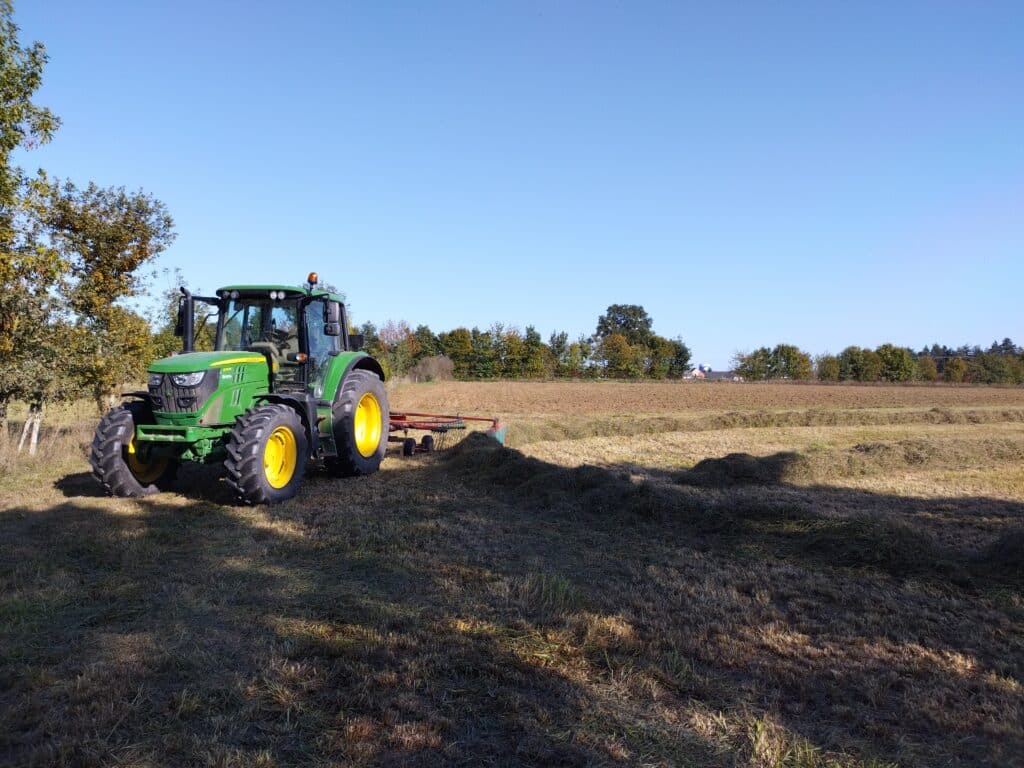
[548,330,569,375]
[412,324,438,360]
[944,357,967,383]
[816,354,840,381]
[42,177,175,409]
[733,347,772,381]
[522,326,550,378]
[437,327,472,378]
[664,338,690,378]
[915,356,938,382]
[643,335,676,379]
[597,333,641,377]
[0,3,60,439]
[838,346,881,382]
[875,344,915,382]
[595,304,653,346]
[769,344,812,380]
[0,1,58,234]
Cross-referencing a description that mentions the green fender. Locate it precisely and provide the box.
[315,352,386,455]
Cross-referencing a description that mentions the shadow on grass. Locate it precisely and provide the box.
[2,433,1022,766]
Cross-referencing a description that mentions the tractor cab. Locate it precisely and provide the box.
[177,274,364,398]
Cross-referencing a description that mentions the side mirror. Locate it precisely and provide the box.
[324,322,341,336]
[174,300,184,337]
[349,334,364,351]
[324,302,341,325]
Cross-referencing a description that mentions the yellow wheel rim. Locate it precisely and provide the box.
[354,392,382,458]
[127,435,168,484]
[264,425,298,488]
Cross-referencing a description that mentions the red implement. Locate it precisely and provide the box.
[388,411,507,454]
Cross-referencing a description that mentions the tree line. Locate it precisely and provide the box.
[733,339,1024,384]
[357,304,693,381]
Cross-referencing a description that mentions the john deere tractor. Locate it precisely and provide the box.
[90,273,389,504]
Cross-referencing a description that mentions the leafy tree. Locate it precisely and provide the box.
[412,324,438,360]
[838,346,881,382]
[470,327,498,378]
[595,304,653,346]
[643,335,676,379]
[915,355,938,382]
[875,343,915,382]
[733,347,772,381]
[522,325,549,377]
[566,336,593,378]
[769,344,812,380]
[944,357,967,383]
[0,3,60,438]
[667,338,692,378]
[42,177,175,409]
[548,331,568,371]
[437,327,472,378]
[816,354,840,381]
[0,0,58,235]
[597,333,641,377]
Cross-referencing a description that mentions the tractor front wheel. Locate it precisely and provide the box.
[91,402,177,497]
[328,370,389,477]
[225,404,308,505]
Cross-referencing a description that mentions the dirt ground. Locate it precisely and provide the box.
[1,382,1022,767]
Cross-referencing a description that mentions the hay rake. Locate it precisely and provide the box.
[388,411,507,456]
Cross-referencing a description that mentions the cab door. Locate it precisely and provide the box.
[304,299,340,397]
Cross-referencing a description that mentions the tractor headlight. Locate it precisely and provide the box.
[170,371,206,387]
[147,373,163,388]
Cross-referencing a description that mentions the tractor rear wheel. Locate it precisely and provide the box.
[328,370,389,477]
[225,404,308,505]
[91,401,177,497]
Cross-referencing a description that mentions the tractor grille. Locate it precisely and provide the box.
[148,371,219,414]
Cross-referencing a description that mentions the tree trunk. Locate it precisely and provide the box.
[28,401,44,456]
[0,399,8,445]
[17,409,31,452]
[17,401,45,455]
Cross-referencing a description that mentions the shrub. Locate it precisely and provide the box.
[408,355,454,383]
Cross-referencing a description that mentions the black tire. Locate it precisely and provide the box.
[328,370,389,477]
[402,437,416,457]
[420,435,435,452]
[90,401,178,497]
[225,404,308,505]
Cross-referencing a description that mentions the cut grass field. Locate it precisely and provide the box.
[1,382,1023,767]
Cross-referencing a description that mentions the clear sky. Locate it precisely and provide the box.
[13,1,1023,368]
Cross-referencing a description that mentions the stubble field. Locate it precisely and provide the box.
[2,381,1023,767]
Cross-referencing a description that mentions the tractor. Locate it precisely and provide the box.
[90,273,390,504]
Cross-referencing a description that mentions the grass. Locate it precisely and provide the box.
[1,382,1023,766]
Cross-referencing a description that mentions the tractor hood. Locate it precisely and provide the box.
[148,351,268,374]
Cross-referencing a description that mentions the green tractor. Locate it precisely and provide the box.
[90,273,389,504]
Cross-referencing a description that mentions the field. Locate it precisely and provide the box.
[2,381,1023,767]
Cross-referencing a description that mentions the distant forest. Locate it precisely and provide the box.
[733,340,1024,384]
[354,298,1023,385]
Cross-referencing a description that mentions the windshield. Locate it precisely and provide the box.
[217,299,300,352]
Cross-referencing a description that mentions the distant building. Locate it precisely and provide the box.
[684,368,743,382]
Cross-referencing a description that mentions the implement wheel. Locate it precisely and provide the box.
[91,401,177,497]
[328,370,389,477]
[225,404,308,505]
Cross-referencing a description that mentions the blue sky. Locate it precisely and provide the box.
[14,1,1023,368]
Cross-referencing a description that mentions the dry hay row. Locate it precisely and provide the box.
[680,436,1024,486]
[509,407,1024,446]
